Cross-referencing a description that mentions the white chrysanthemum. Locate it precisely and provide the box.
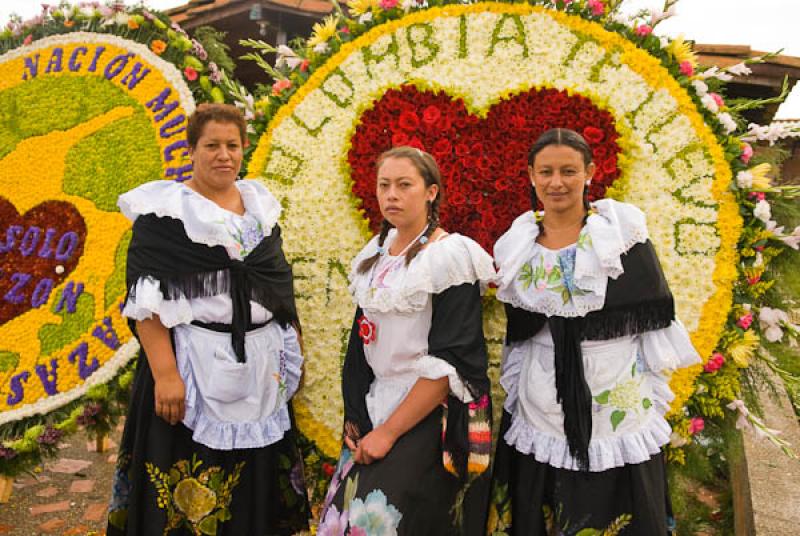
[753,200,772,223]
[349,490,403,536]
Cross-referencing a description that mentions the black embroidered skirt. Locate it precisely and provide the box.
[106,354,309,536]
[320,406,489,536]
[488,411,672,536]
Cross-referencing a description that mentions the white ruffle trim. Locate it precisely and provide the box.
[639,320,701,371]
[503,410,672,472]
[494,199,649,317]
[500,333,683,471]
[416,355,473,403]
[178,324,303,450]
[122,276,194,328]
[349,232,497,313]
[118,179,281,249]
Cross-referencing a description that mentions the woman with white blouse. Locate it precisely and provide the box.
[488,128,699,535]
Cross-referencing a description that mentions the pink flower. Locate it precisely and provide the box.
[741,142,753,164]
[380,0,399,8]
[709,92,724,109]
[23,34,33,46]
[703,352,725,373]
[587,0,604,16]
[635,24,653,36]
[339,25,350,34]
[747,274,761,286]
[748,191,766,202]
[679,61,695,76]
[737,312,753,330]
[271,78,293,95]
[689,417,705,435]
[183,66,198,81]
[300,59,310,72]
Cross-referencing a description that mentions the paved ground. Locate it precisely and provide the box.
[0,423,122,535]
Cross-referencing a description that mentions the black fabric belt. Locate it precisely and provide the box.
[190,320,271,333]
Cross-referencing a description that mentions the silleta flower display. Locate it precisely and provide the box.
[0,4,228,475]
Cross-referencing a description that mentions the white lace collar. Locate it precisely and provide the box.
[117,179,282,249]
[349,230,497,313]
[494,199,649,317]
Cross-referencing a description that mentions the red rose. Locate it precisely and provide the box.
[398,110,420,132]
[602,157,618,175]
[391,131,409,146]
[432,138,453,158]
[455,143,470,157]
[583,126,605,144]
[322,462,335,477]
[422,105,441,125]
[450,191,467,206]
[357,315,376,345]
[407,137,424,150]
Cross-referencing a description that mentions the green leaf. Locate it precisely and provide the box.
[343,474,359,510]
[561,288,570,304]
[593,390,610,404]
[216,508,232,522]
[198,514,218,535]
[631,362,637,377]
[610,410,626,431]
[168,468,180,486]
[576,529,601,536]
[278,454,291,470]
[642,398,652,409]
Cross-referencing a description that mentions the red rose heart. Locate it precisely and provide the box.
[0,198,87,326]
[348,86,622,251]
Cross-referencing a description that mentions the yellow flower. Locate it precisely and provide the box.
[348,0,379,16]
[728,330,759,367]
[308,15,339,48]
[667,35,698,67]
[173,478,217,523]
[749,162,773,190]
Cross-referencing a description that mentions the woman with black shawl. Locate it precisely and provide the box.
[106,104,309,535]
[317,147,495,535]
[487,129,700,535]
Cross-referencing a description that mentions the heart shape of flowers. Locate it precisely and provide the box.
[0,198,87,326]
[348,85,623,251]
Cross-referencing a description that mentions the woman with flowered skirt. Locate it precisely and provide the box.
[487,129,700,535]
[106,104,309,535]
[318,147,496,536]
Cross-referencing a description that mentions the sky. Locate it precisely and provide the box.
[1,0,799,118]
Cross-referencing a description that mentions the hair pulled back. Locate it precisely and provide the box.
[527,128,593,214]
[357,146,443,274]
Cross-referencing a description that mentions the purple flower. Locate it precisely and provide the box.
[37,426,63,446]
[192,39,208,61]
[77,402,102,426]
[317,504,348,536]
[289,460,305,496]
[0,446,17,460]
[209,62,222,83]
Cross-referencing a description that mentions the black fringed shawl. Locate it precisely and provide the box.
[125,213,298,362]
[342,282,491,479]
[505,239,674,470]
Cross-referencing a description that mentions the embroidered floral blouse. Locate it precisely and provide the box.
[495,199,701,471]
[117,180,303,451]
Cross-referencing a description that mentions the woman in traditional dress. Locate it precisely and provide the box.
[487,128,700,535]
[106,103,309,535]
[318,146,496,536]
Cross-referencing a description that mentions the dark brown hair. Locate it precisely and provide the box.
[187,103,247,148]
[527,128,592,214]
[357,146,444,274]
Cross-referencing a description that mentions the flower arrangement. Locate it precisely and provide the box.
[0,3,232,477]
[236,0,800,484]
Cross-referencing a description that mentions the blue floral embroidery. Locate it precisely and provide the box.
[557,246,578,295]
[349,490,403,536]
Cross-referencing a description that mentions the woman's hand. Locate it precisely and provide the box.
[154,371,186,425]
[349,425,397,464]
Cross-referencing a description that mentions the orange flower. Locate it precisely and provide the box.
[128,18,140,30]
[63,19,74,28]
[150,39,167,55]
